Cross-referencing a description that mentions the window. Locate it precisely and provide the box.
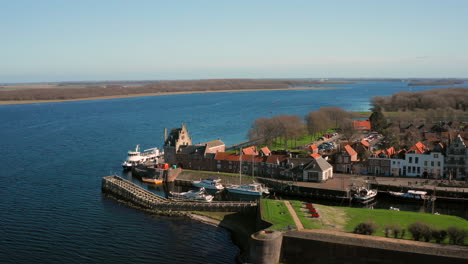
[392,161,395,165]
[417,167,420,173]
[415,157,419,164]
[431,161,434,166]
[217,164,221,169]
[438,161,441,167]
[409,157,412,163]
[424,161,428,166]
[434,154,438,158]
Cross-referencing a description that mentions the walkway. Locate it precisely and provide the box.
[284,201,304,230]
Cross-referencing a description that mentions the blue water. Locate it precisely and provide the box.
[0,81,466,263]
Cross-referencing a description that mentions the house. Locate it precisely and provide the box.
[445,134,467,180]
[334,145,358,173]
[403,142,444,178]
[242,146,259,156]
[175,139,225,169]
[164,123,192,164]
[204,139,225,154]
[309,144,319,154]
[260,146,271,156]
[302,154,333,182]
[353,120,371,131]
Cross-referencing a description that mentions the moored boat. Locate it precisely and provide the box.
[169,187,214,202]
[192,178,224,190]
[141,177,163,184]
[388,190,428,201]
[226,183,269,196]
[353,188,377,203]
[121,145,162,170]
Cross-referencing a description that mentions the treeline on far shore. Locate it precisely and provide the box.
[372,88,467,112]
[0,79,347,101]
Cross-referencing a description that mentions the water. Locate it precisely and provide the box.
[0,81,466,263]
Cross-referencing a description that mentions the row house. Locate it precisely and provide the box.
[334,144,358,173]
[445,134,467,180]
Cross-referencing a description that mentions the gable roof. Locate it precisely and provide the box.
[260,147,271,156]
[265,154,288,164]
[309,144,318,151]
[204,139,225,149]
[344,144,357,156]
[360,139,370,147]
[242,146,259,156]
[310,153,321,159]
[353,120,371,130]
[407,142,429,154]
[304,156,332,171]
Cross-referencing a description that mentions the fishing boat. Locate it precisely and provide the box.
[226,183,269,196]
[353,188,378,203]
[169,187,214,202]
[388,190,428,201]
[121,145,161,170]
[192,178,224,190]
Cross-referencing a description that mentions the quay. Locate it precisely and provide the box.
[102,175,257,212]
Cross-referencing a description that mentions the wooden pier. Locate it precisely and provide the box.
[102,175,257,212]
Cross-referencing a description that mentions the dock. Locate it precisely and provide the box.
[102,175,257,212]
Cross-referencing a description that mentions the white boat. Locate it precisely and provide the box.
[226,183,269,196]
[388,190,428,201]
[170,187,214,202]
[192,178,224,190]
[353,188,378,202]
[121,145,161,170]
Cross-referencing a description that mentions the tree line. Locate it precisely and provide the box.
[248,107,356,148]
[371,87,467,112]
[0,79,347,101]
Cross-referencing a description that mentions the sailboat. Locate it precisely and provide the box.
[226,148,269,196]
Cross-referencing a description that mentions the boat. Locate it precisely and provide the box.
[169,187,214,202]
[353,188,378,202]
[226,183,269,196]
[388,190,428,201]
[141,176,163,184]
[122,145,161,170]
[191,178,224,190]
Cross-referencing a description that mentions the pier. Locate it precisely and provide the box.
[102,175,257,212]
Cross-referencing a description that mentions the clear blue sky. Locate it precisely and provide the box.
[1,0,467,82]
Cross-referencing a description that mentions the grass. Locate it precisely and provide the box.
[341,207,468,244]
[261,199,296,230]
[270,129,335,150]
[289,200,322,229]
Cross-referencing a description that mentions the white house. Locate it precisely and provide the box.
[402,142,444,178]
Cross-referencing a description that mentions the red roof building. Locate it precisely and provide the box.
[310,153,321,159]
[344,145,358,157]
[407,142,429,154]
[260,146,271,156]
[242,146,259,156]
[360,139,370,147]
[309,144,319,153]
[353,120,371,130]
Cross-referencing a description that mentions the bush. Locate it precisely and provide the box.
[408,222,432,242]
[447,227,467,245]
[354,222,377,236]
[432,229,448,244]
[384,224,402,239]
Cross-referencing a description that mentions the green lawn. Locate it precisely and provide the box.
[270,129,335,150]
[289,200,322,229]
[261,199,296,230]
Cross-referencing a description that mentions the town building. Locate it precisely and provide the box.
[445,134,467,180]
[334,144,358,173]
[163,123,192,164]
[303,153,333,182]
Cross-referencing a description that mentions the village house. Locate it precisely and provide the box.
[353,120,371,132]
[334,144,358,173]
[445,134,467,180]
[163,123,192,164]
[402,142,444,178]
[302,153,333,182]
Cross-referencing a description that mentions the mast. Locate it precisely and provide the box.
[239,148,242,185]
[252,153,254,177]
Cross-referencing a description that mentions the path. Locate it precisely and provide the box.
[284,201,304,230]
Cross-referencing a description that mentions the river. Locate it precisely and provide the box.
[0,81,466,263]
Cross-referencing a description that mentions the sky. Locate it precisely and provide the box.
[1,0,468,83]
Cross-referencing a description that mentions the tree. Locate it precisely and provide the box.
[369,106,387,133]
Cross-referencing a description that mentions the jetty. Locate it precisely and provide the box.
[101,175,257,212]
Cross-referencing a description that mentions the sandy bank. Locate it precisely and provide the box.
[0,86,339,105]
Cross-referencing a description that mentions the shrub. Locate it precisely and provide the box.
[432,229,448,244]
[384,224,402,239]
[353,222,377,236]
[447,227,467,245]
[408,222,432,242]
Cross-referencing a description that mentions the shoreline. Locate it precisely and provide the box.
[0,86,339,105]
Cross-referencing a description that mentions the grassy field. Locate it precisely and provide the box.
[270,129,335,150]
[261,199,296,230]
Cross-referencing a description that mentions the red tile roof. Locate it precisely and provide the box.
[309,144,318,151]
[344,145,357,156]
[407,142,429,154]
[360,139,370,147]
[353,120,371,130]
[214,152,264,162]
[242,146,259,156]
[265,155,288,164]
[260,147,271,156]
[310,153,321,159]
[386,147,396,157]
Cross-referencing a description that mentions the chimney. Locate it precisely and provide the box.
[164,128,167,143]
